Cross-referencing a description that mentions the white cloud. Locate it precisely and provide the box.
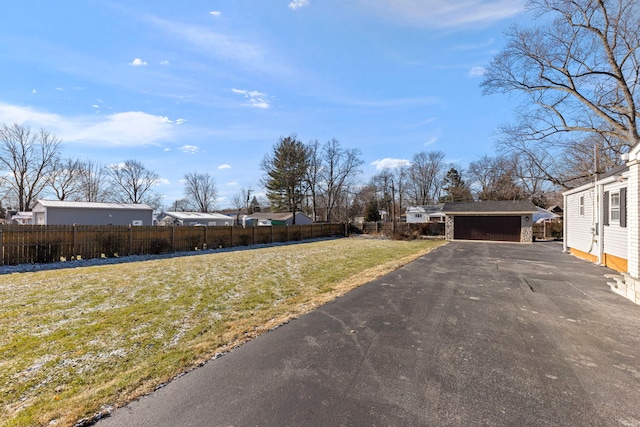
[160,60,170,65]
[370,158,411,170]
[210,11,221,17]
[360,0,524,28]
[218,164,232,170]
[453,39,495,51]
[0,103,178,147]
[175,118,186,125]
[289,0,310,10]
[424,136,439,146]
[32,89,37,94]
[179,145,199,154]
[147,17,293,78]
[151,18,263,67]
[129,58,148,66]
[157,178,171,185]
[226,181,238,186]
[468,66,487,77]
[231,89,270,109]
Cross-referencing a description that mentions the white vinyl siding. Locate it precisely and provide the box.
[603,182,628,259]
[579,195,585,217]
[566,190,597,255]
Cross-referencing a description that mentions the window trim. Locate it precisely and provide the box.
[610,191,620,224]
[578,194,585,217]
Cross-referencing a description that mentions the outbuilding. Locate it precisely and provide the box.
[160,212,235,226]
[443,200,537,243]
[32,200,154,226]
[243,211,313,226]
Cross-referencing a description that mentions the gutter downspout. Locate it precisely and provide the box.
[563,192,568,253]
[596,179,604,265]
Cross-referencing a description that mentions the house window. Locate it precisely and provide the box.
[415,214,422,218]
[610,192,620,223]
[578,195,584,217]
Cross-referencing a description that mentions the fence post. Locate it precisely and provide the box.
[0,228,4,266]
[253,225,256,245]
[230,225,234,247]
[171,225,175,252]
[128,224,133,255]
[204,226,208,249]
[73,224,78,258]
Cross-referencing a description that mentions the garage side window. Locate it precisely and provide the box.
[610,192,620,223]
[578,195,584,217]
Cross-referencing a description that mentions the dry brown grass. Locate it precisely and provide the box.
[0,237,445,426]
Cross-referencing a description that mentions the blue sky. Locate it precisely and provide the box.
[0,0,530,208]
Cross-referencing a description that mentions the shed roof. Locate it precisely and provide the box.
[164,212,234,220]
[443,200,537,214]
[35,200,153,210]
[405,204,445,214]
[246,212,300,221]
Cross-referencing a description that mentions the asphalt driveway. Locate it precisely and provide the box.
[97,241,640,427]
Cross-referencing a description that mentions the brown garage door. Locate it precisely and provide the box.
[454,216,521,242]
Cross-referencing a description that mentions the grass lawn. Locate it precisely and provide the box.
[0,237,445,426]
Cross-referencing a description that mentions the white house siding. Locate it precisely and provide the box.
[406,213,423,223]
[602,181,628,260]
[565,189,598,257]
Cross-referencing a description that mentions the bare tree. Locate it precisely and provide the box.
[169,198,194,212]
[49,158,83,201]
[230,187,252,224]
[393,164,409,216]
[407,151,446,205]
[0,123,61,210]
[318,139,363,223]
[468,155,525,201]
[76,160,109,202]
[304,140,322,222]
[481,0,640,184]
[183,171,217,212]
[371,169,394,221]
[106,159,159,204]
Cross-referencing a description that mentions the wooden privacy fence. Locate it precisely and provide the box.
[358,222,445,236]
[0,223,346,266]
[532,222,563,240]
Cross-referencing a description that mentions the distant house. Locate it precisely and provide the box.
[405,204,445,223]
[160,211,234,226]
[243,212,313,226]
[11,211,34,225]
[548,205,564,217]
[533,206,561,223]
[32,200,154,226]
[443,200,537,243]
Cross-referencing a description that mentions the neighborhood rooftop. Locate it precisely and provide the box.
[35,200,153,210]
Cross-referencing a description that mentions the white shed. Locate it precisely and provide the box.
[161,212,235,226]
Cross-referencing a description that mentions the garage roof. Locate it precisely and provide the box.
[443,200,537,214]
